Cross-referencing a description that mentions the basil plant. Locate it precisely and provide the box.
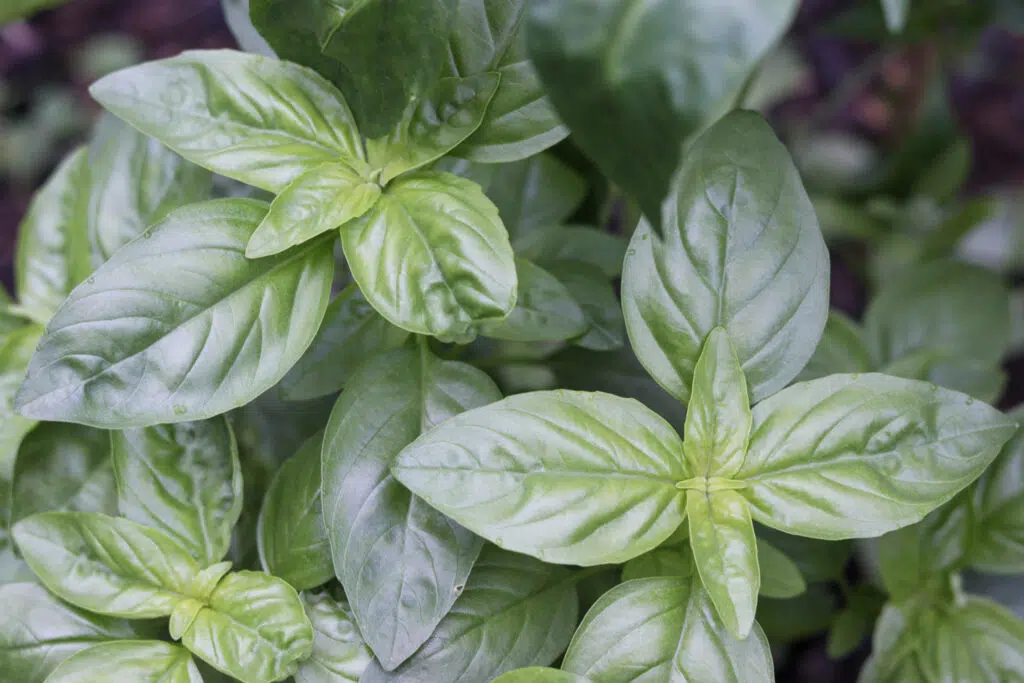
[1,1,1021,682]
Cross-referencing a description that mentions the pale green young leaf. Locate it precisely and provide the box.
[393,390,687,565]
[12,511,200,618]
[549,262,625,351]
[45,641,202,683]
[492,669,591,683]
[968,409,1024,573]
[623,111,829,404]
[479,258,587,342]
[737,374,1016,539]
[279,284,410,401]
[340,171,516,340]
[621,546,693,582]
[687,490,759,639]
[562,576,775,683]
[112,416,242,566]
[15,199,335,428]
[360,545,578,683]
[295,591,372,683]
[179,570,313,683]
[246,163,380,258]
[257,430,332,591]
[322,347,500,669]
[797,310,873,382]
[90,50,366,192]
[756,538,805,599]
[481,154,586,240]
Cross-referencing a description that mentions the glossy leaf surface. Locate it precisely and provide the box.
[550,262,625,351]
[479,258,587,342]
[45,641,202,683]
[481,154,586,240]
[294,591,372,683]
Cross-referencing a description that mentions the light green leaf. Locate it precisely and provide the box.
[492,669,591,683]
[393,389,687,566]
[322,347,500,669]
[562,576,775,683]
[86,112,211,268]
[682,327,751,478]
[479,258,587,342]
[549,262,625,351]
[798,310,873,382]
[246,163,380,258]
[445,0,567,162]
[481,154,586,241]
[359,545,578,683]
[279,284,410,401]
[295,591,372,683]
[12,511,200,618]
[90,50,365,192]
[0,582,158,683]
[179,570,313,683]
[112,416,242,566]
[45,641,202,683]
[257,430,332,591]
[737,373,1016,539]
[756,538,805,599]
[622,111,829,404]
[968,410,1024,573]
[527,0,800,219]
[15,147,92,319]
[15,199,335,428]
[340,171,516,340]
[621,546,693,582]
[687,490,759,639]
[368,73,500,184]
[881,0,911,32]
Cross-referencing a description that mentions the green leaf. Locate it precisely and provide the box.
[445,0,567,162]
[757,584,840,644]
[622,111,829,404]
[562,576,775,683]
[0,582,158,682]
[221,0,275,56]
[479,258,587,342]
[368,73,500,184]
[968,410,1024,573]
[913,136,970,203]
[737,373,1016,539]
[112,416,242,566]
[11,423,116,524]
[529,226,629,279]
[393,389,687,565]
[179,570,313,683]
[15,199,335,428]
[756,539,805,599]
[687,490,759,639]
[322,347,500,669]
[881,0,911,32]
[798,310,873,382]
[682,327,751,478]
[246,163,380,258]
[621,545,693,582]
[90,50,366,193]
[481,154,587,241]
[279,284,410,401]
[826,584,885,659]
[340,171,516,340]
[527,1,800,219]
[0,0,71,23]
[493,669,591,683]
[360,545,578,683]
[86,113,211,268]
[12,511,200,618]
[754,527,851,584]
[15,147,92,319]
[549,262,626,351]
[295,591,372,683]
[257,430,332,591]
[45,641,202,683]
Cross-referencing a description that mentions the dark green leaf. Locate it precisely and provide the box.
[479,258,588,342]
[481,154,586,241]
[798,310,873,382]
[549,262,625,351]
[756,539,805,600]
[295,591,372,683]
[1,0,73,24]
[968,410,1024,573]
[757,584,840,644]
[826,584,885,659]
[755,526,851,584]
[529,226,628,279]
[44,641,202,683]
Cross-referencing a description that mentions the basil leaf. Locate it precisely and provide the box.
[532,226,629,279]
[360,545,578,683]
[45,641,202,683]
[0,582,158,682]
[826,584,885,659]
[968,410,1024,573]
[756,539,805,599]
[322,347,500,669]
[445,0,567,162]
[179,570,313,683]
[562,576,774,682]
[492,669,591,683]
[549,262,625,351]
[737,373,1017,539]
[755,526,852,584]
[221,0,275,56]
[257,430,332,591]
[368,73,500,184]
[798,310,873,382]
[621,546,692,582]
[15,199,335,428]
[15,147,92,320]
[340,171,516,341]
[393,389,687,565]
[112,417,242,566]
[527,0,799,219]
[246,163,380,258]
[12,511,200,618]
[1,0,70,23]
[279,284,410,401]
[687,490,759,639]
[479,258,587,342]
[757,584,840,645]
[11,423,116,523]
[90,50,366,192]
[683,327,751,478]
[295,591,372,683]
[86,113,211,268]
[622,111,829,404]
[482,154,587,241]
